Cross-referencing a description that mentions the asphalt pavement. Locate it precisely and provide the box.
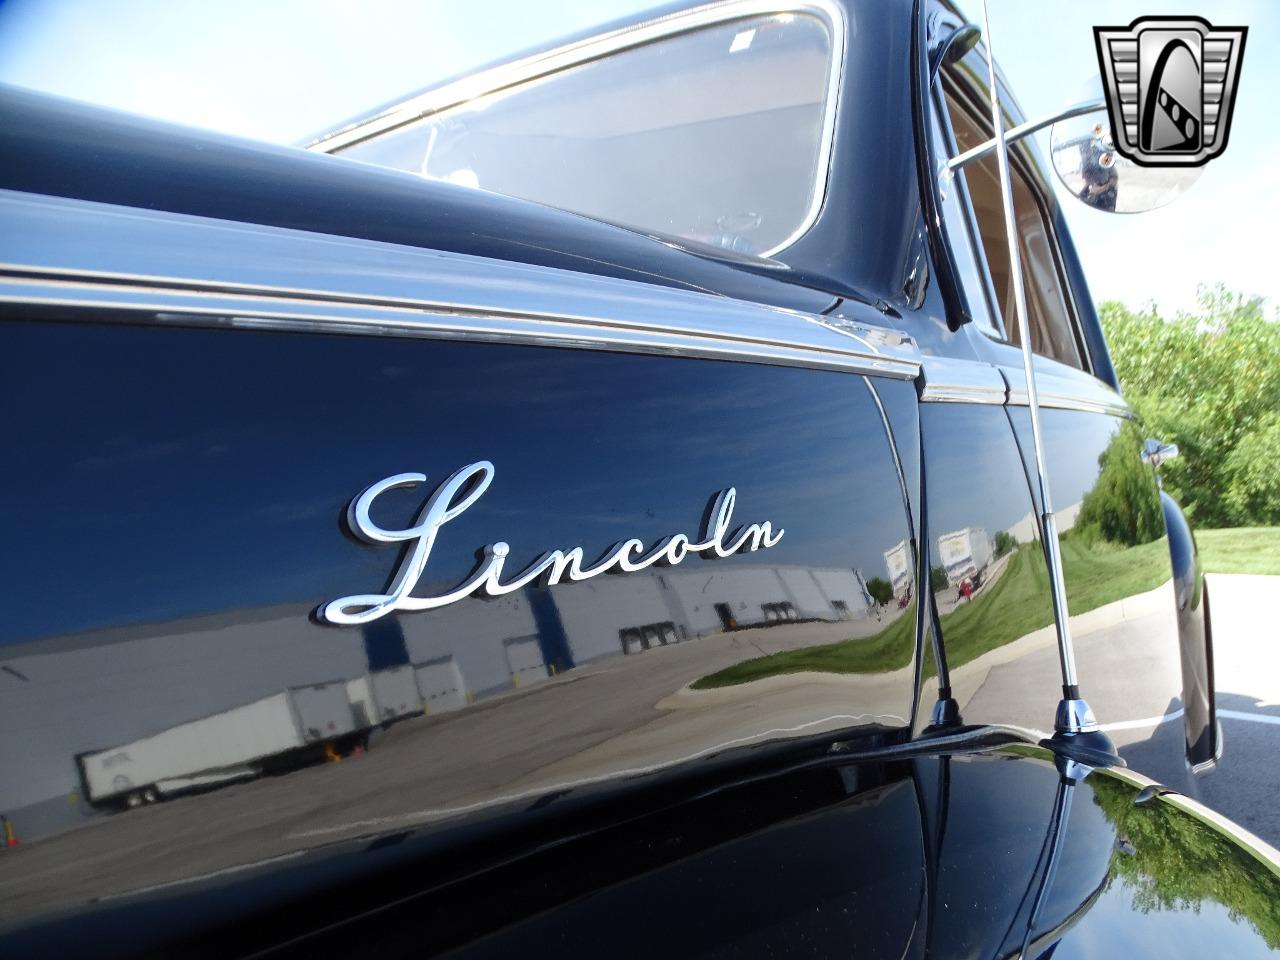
[1104,574,1280,849]
[1169,574,1280,848]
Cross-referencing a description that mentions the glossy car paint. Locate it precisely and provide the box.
[0,0,1257,954]
[5,747,1278,958]
[1161,491,1215,767]
[0,319,918,917]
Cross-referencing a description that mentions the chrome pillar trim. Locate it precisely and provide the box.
[917,356,1007,404]
[0,190,921,380]
[977,0,1089,730]
[1004,368,1133,419]
[306,0,848,259]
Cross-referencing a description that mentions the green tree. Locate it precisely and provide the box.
[1074,421,1165,546]
[865,576,894,606]
[1223,411,1280,524]
[930,564,950,592]
[1100,285,1280,527]
[993,529,1017,558]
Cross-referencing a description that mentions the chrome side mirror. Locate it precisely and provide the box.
[1142,437,1180,467]
[943,80,1204,215]
[1050,83,1202,213]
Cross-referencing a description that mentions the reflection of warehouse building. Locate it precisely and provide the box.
[0,562,873,838]
[552,565,870,661]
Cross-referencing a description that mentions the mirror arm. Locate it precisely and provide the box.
[943,99,1105,174]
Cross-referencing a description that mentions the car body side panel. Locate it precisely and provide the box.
[0,309,919,926]
[916,399,1060,734]
[1004,405,1191,777]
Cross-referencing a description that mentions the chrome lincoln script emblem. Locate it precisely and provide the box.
[1094,16,1246,167]
[321,461,784,625]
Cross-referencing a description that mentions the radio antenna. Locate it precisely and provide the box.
[975,0,1118,763]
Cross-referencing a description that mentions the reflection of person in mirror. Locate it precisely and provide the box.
[958,579,973,602]
[1078,141,1119,212]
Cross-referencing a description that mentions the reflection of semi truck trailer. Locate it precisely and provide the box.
[347,665,423,727]
[77,681,356,809]
[937,527,993,587]
[883,540,912,597]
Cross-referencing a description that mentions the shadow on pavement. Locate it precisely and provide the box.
[1117,692,1280,850]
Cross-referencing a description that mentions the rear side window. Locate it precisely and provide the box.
[334,14,836,257]
[942,77,1087,370]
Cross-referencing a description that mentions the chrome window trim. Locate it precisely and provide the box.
[0,190,919,380]
[935,52,1096,374]
[931,75,1007,340]
[305,0,848,259]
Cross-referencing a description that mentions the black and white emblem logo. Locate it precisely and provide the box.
[1094,16,1247,167]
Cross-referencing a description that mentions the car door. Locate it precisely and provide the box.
[926,29,1205,785]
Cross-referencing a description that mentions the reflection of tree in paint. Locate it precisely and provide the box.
[1090,774,1280,948]
[865,577,894,606]
[994,530,1017,559]
[1074,422,1165,547]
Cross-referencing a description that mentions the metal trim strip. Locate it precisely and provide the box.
[919,356,1130,417]
[1005,368,1133,419]
[0,190,920,380]
[917,356,1008,404]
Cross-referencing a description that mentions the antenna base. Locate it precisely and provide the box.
[1043,697,1124,768]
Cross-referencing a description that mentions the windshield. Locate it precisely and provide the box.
[333,12,836,256]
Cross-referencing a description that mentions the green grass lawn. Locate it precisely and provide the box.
[689,607,915,690]
[1196,528,1280,575]
[1059,535,1173,615]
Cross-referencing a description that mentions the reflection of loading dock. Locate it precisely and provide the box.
[505,635,549,687]
[762,601,798,623]
[619,621,680,655]
[415,656,467,714]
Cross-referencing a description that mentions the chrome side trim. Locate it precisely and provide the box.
[918,356,1132,418]
[917,356,1007,404]
[1004,367,1133,419]
[0,190,920,380]
[306,0,847,259]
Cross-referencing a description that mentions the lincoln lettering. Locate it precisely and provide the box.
[320,461,784,625]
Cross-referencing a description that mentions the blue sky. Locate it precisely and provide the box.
[0,0,1273,316]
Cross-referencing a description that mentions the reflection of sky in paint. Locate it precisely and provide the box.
[3,323,910,645]
[1039,411,1125,527]
[1006,407,1131,532]
[921,405,1039,546]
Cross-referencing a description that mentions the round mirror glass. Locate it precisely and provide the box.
[1051,105,1202,214]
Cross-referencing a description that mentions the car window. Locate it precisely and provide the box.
[942,76,1087,370]
[335,13,836,257]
